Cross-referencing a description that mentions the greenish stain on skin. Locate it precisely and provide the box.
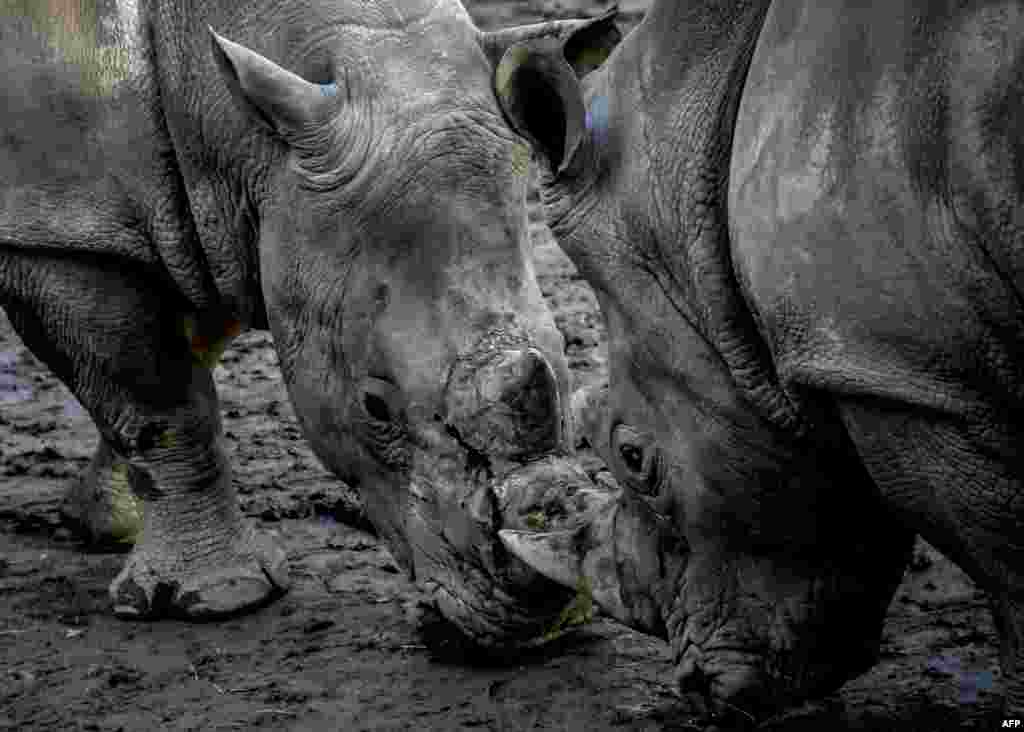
[1,0,131,97]
[573,46,611,75]
[108,462,142,544]
[495,43,531,102]
[157,430,176,449]
[524,510,547,530]
[510,142,530,178]
[540,576,594,642]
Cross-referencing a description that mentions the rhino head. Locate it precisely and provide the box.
[492,3,914,723]
[206,3,621,648]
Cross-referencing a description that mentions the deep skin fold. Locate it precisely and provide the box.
[495,0,1024,724]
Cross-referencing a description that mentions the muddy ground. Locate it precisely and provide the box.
[0,2,1008,730]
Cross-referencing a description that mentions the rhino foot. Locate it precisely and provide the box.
[61,439,142,547]
[110,523,290,620]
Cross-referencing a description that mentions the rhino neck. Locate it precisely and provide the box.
[623,0,772,183]
[144,0,300,329]
[619,0,808,436]
[633,0,771,91]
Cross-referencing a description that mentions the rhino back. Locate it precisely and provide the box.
[729,0,1024,418]
[0,0,360,317]
[728,0,1024,591]
[0,0,235,314]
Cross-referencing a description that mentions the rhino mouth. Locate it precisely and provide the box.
[672,637,785,725]
[672,632,875,726]
[666,568,888,727]
[672,640,759,725]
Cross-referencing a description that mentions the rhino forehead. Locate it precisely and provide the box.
[295,0,471,32]
[372,0,471,26]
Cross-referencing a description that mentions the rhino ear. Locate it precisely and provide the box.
[494,40,586,175]
[480,7,622,77]
[209,27,335,137]
[483,9,621,175]
[561,8,622,78]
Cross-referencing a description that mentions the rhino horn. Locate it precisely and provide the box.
[499,483,633,622]
[502,480,682,635]
[501,526,632,622]
[499,528,587,589]
[209,27,336,136]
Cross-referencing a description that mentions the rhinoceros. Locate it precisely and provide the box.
[494,0,1024,722]
[0,0,622,648]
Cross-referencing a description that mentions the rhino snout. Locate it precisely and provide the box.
[445,347,564,459]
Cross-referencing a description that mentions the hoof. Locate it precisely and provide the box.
[61,451,142,547]
[110,524,290,620]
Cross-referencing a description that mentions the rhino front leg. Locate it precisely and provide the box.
[61,436,143,547]
[1,251,289,620]
[108,360,289,619]
[837,400,1024,719]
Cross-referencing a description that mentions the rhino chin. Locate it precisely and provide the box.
[674,640,863,726]
[668,562,890,727]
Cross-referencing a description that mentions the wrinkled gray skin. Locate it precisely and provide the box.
[0,0,623,647]
[497,0,1024,722]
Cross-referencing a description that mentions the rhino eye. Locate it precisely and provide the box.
[610,424,661,497]
[359,377,404,424]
